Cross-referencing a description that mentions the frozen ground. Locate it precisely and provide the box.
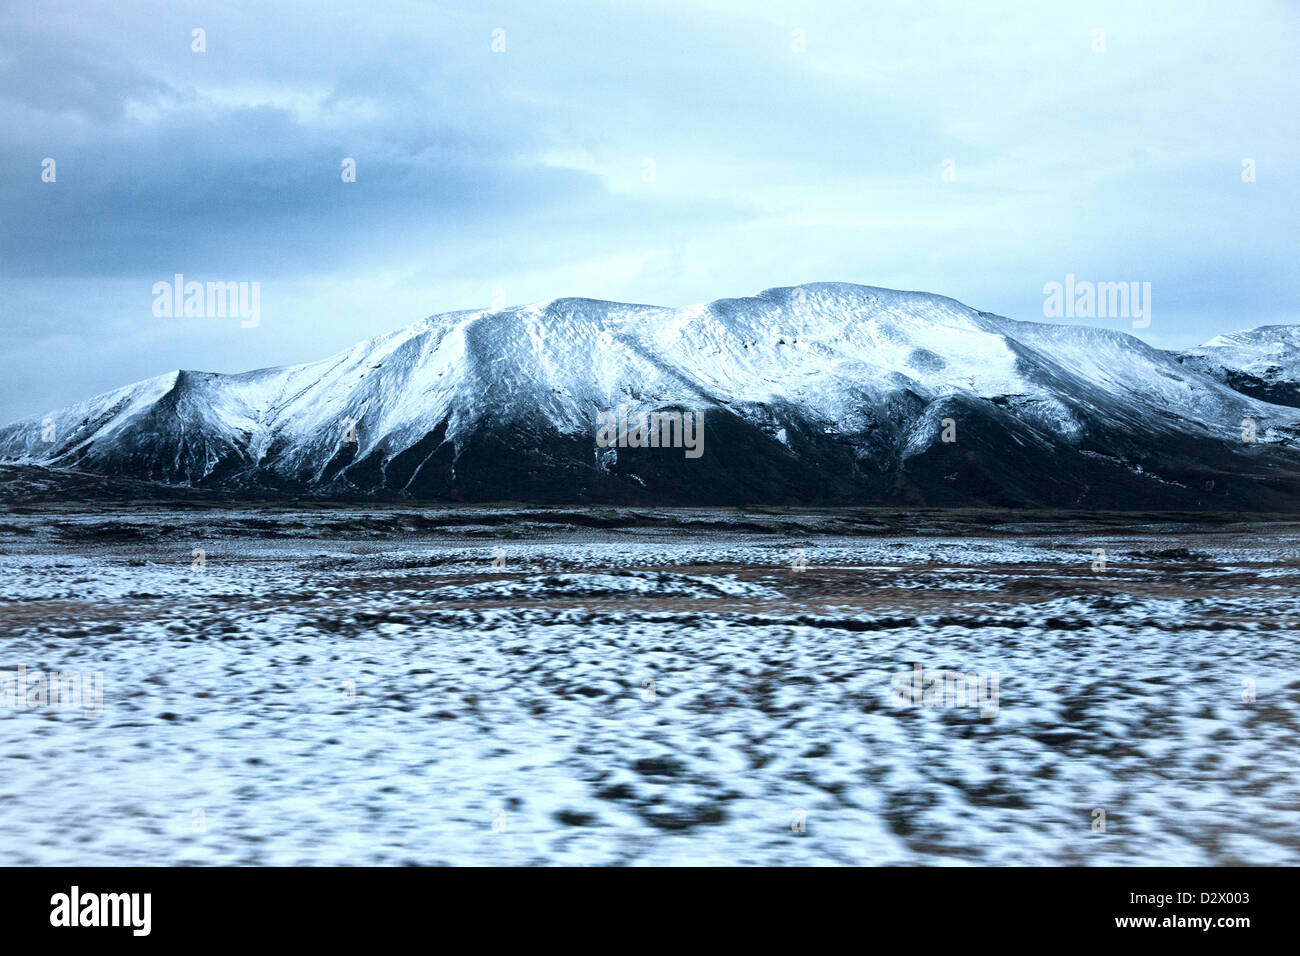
[0,506,1298,865]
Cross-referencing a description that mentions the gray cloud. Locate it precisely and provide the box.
[0,0,1297,423]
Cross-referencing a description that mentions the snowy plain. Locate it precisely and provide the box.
[0,506,1298,865]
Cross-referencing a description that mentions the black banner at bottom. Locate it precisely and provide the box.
[0,866,1278,943]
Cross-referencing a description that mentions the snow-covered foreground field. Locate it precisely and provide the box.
[1,507,1298,865]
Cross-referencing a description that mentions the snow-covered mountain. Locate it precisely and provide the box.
[4,283,1300,508]
[1176,326,1300,409]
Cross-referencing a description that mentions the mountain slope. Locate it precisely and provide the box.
[3,283,1299,508]
[1176,326,1300,409]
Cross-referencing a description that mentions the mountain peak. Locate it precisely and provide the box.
[3,283,1299,507]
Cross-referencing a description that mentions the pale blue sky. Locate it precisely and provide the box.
[1,0,1297,422]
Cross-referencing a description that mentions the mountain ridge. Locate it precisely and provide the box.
[4,282,1299,508]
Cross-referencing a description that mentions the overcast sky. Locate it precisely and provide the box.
[2,0,1297,423]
